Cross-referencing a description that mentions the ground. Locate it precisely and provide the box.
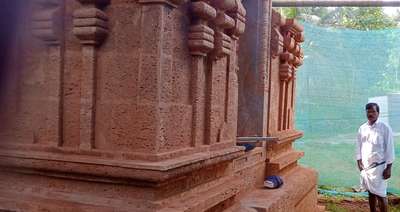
[319,194,400,212]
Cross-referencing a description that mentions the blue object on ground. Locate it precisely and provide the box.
[241,143,255,152]
[264,175,284,189]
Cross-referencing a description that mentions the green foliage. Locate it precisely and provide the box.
[280,7,298,18]
[372,31,400,93]
[339,7,397,30]
[277,7,398,30]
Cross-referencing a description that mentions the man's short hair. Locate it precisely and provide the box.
[366,102,380,113]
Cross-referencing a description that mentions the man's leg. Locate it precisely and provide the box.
[368,191,377,212]
[377,195,388,212]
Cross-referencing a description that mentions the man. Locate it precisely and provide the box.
[356,102,395,212]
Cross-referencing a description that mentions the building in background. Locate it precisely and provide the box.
[369,93,400,133]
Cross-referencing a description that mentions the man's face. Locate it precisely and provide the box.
[366,106,379,123]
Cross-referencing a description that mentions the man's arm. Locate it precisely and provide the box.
[383,163,392,179]
[357,159,364,171]
[356,128,363,171]
[383,126,395,179]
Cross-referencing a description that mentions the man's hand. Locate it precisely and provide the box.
[357,160,364,172]
[383,164,392,180]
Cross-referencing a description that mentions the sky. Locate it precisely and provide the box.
[383,7,400,16]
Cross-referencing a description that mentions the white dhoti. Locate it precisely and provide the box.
[360,163,387,197]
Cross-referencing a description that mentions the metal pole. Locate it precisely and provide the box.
[272,0,400,7]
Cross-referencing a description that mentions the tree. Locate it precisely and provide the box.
[278,7,397,30]
[340,7,397,30]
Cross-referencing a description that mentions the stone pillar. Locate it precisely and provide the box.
[238,0,272,137]
[32,0,64,146]
[73,0,110,150]
[266,10,305,176]
[188,0,216,147]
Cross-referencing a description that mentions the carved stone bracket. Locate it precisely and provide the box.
[226,0,246,40]
[188,1,216,56]
[32,0,62,45]
[73,0,110,46]
[271,10,285,58]
[279,52,294,81]
[212,11,234,58]
[278,18,304,81]
[209,0,236,59]
[188,0,246,59]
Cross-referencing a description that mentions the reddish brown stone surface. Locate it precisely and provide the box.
[0,0,317,211]
[237,1,317,212]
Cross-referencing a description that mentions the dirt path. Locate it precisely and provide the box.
[318,195,400,212]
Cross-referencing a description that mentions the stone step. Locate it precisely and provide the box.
[159,175,242,212]
[317,204,327,212]
[267,150,304,174]
[228,166,318,212]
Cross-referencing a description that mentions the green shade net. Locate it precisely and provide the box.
[295,21,400,195]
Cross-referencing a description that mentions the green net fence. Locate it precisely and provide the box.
[295,21,400,194]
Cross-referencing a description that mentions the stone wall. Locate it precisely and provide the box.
[0,1,318,211]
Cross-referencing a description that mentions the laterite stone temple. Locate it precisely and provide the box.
[0,0,318,211]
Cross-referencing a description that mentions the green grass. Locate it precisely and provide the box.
[326,203,348,212]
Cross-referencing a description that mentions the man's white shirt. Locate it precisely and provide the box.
[356,120,395,168]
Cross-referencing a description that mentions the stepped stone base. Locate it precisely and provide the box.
[230,166,318,212]
[0,147,318,212]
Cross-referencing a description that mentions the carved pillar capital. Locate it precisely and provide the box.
[32,0,62,45]
[226,0,246,40]
[280,18,304,70]
[188,0,217,56]
[188,0,246,59]
[211,11,235,58]
[279,52,295,81]
[73,0,109,46]
[211,0,236,11]
[281,19,304,36]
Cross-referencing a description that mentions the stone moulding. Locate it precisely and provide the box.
[73,8,109,45]
[0,146,244,185]
[138,0,186,8]
[269,129,304,145]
